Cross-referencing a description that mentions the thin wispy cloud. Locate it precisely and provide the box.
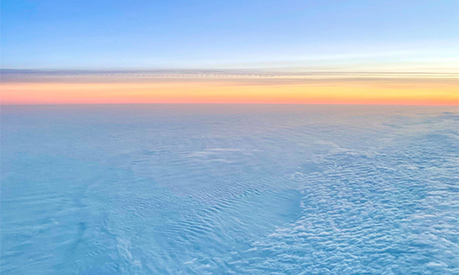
[1,69,457,85]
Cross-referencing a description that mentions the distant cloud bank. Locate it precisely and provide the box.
[1,69,457,105]
[1,69,457,85]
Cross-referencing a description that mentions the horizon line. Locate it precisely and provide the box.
[2,102,458,107]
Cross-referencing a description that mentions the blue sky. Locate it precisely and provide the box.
[1,0,458,70]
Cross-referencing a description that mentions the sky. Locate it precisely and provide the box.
[1,0,458,104]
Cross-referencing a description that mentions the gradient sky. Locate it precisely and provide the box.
[1,0,458,104]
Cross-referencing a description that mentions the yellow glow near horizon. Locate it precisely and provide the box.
[1,80,458,105]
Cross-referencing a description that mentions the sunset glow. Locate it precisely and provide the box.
[2,1,459,105]
[2,77,457,105]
